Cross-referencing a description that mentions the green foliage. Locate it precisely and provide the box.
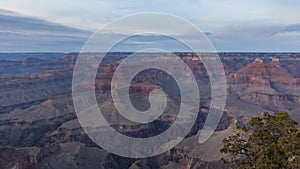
[220,112,300,169]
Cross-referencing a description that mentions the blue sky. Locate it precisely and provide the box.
[0,0,300,52]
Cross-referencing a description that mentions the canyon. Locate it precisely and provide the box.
[0,52,300,169]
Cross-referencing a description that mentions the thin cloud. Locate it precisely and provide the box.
[0,9,91,52]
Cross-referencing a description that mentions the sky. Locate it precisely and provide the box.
[0,0,300,52]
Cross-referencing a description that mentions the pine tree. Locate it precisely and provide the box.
[220,112,300,169]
